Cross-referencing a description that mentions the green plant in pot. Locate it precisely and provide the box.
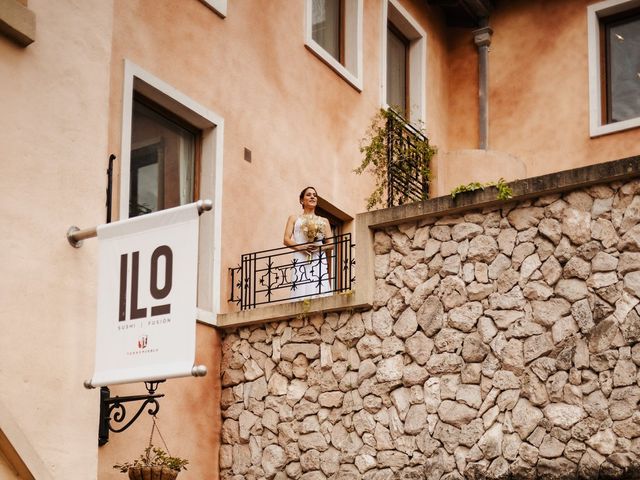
[113,445,188,480]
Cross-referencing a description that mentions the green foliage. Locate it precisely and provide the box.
[355,108,436,210]
[113,446,189,474]
[450,178,513,201]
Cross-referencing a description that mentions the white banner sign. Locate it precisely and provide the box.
[90,203,200,387]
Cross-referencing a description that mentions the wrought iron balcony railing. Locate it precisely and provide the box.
[229,234,355,310]
[386,109,430,207]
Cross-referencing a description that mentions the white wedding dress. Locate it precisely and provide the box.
[291,216,331,298]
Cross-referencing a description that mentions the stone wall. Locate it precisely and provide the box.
[219,178,640,479]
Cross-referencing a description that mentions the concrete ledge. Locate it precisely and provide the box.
[365,155,640,229]
[217,292,371,328]
[0,0,35,47]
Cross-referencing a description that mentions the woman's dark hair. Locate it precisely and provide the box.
[299,186,317,202]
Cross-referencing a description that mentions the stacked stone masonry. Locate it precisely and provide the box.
[220,179,640,479]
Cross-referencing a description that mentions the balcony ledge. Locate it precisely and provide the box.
[216,291,372,329]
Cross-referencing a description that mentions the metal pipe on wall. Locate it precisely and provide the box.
[473,18,493,150]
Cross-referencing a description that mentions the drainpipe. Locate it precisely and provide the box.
[473,18,493,150]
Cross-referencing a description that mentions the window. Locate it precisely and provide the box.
[382,0,426,125]
[305,0,363,91]
[387,23,409,118]
[588,0,640,136]
[120,60,225,319]
[312,0,343,62]
[604,11,640,123]
[129,96,200,218]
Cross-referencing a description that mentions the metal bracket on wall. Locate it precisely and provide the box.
[98,380,165,446]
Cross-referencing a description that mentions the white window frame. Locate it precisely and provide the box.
[200,0,227,18]
[588,0,640,137]
[304,0,364,91]
[381,0,427,127]
[120,59,225,321]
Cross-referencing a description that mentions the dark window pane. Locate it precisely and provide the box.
[130,99,196,217]
[387,25,408,118]
[312,0,341,61]
[607,14,640,123]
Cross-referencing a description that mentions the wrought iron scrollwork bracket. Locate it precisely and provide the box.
[98,380,165,446]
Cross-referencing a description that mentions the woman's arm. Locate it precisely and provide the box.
[283,215,297,247]
[322,218,332,242]
[321,217,333,253]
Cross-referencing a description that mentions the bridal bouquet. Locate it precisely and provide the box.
[301,215,325,260]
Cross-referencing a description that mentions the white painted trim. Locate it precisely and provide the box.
[200,0,227,18]
[197,308,217,325]
[381,0,428,127]
[0,400,54,480]
[304,0,363,91]
[587,0,640,137]
[120,59,224,317]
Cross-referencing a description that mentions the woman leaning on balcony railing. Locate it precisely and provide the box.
[283,186,333,298]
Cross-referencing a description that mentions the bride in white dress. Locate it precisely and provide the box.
[283,187,332,298]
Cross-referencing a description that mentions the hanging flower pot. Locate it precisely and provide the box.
[114,445,188,479]
[113,417,188,478]
[126,466,179,480]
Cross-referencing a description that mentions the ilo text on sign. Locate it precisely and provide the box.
[90,203,200,387]
[119,246,173,321]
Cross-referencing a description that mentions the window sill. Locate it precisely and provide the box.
[0,0,35,47]
[591,116,640,137]
[199,0,226,18]
[305,40,363,92]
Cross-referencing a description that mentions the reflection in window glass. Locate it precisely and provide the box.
[387,25,408,119]
[312,0,341,62]
[607,13,640,123]
[130,99,196,217]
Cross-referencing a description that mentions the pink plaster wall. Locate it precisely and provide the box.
[3,0,640,478]
[0,0,113,478]
[445,0,640,183]
[99,324,221,480]
[105,0,452,319]
[100,1,450,477]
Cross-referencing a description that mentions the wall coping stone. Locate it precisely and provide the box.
[361,155,640,229]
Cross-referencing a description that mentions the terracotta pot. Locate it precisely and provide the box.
[127,467,178,480]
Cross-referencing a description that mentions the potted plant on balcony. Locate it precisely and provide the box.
[355,108,436,210]
[113,445,188,480]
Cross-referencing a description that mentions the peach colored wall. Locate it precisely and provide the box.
[99,2,450,478]
[0,0,113,479]
[444,0,640,185]
[5,0,639,478]
[99,324,221,480]
[104,0,451,319]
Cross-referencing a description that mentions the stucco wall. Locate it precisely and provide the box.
[98,324,222,480]
[444,0,640,180]
[0,0,113,478]
[219,171,640,479]
[105,0,452,316]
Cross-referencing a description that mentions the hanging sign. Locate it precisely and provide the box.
[89,203,200,387]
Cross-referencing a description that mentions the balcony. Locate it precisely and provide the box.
[385,109,431,208]
[229,234,355,311]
